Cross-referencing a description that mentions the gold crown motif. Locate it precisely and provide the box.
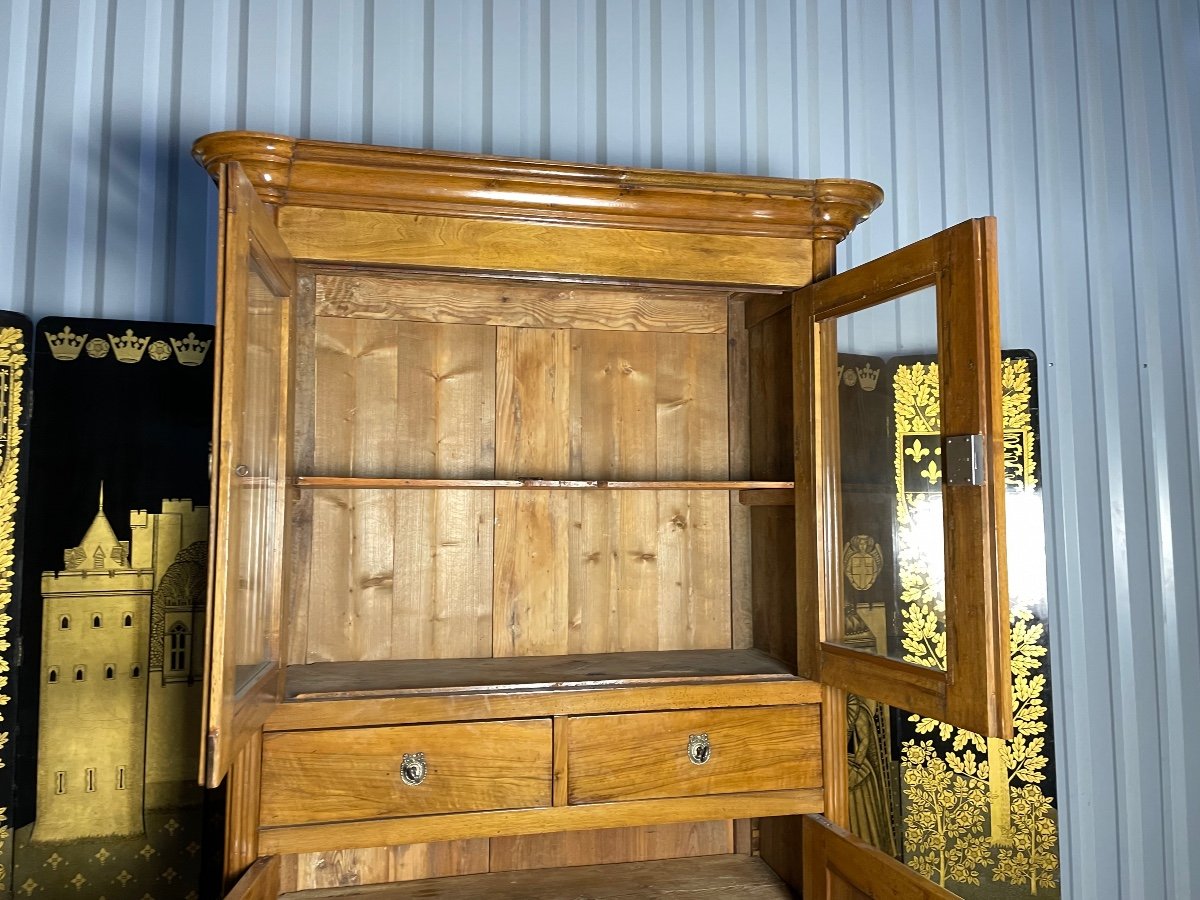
[170,332,212,367]
[45,326,86,361]
[856,364,880,392]
[108,329,150,364]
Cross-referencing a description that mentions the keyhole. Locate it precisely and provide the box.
[693,745,710,763]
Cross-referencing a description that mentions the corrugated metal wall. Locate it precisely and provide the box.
[2,1,1197,896]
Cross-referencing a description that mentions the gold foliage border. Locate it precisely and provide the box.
[895,357,1059,894]
[0,327,27,892]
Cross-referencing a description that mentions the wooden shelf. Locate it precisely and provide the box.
[285,648,796,702]
[279,854,794,899]
[296,476,795,491]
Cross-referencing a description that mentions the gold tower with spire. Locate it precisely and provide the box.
[34,486,207,842]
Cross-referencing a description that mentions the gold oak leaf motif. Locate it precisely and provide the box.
[895,357,1058,894]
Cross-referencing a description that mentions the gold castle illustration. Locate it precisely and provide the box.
[34,484,207,843]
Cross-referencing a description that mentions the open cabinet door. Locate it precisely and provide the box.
[795,217,1011,739]
[200,162,296,787]
[802,816,958,899]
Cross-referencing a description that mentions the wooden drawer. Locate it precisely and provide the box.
[566,705,820,805]
[260,719,552,826]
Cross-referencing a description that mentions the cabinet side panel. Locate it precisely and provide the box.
[287,270,317,665]
[727,300,755,651]
[748,308,798,670]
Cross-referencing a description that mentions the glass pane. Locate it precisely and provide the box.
[832,286,943,669]
[846,692,903,861]
[232,257,285,692]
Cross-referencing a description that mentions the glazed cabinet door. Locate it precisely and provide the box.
[201,162,296,787]
[794,218,1011,738]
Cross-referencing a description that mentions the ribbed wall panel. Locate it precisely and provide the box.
[2,2,1197,896]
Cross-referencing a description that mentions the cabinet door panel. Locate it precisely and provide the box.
[794,218,1011,738]
[802,816,957,900]
[202,162,296,787]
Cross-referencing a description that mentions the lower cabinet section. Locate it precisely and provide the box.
[255,702,822,855]
[260,719,554,826]
[566,705,821,804]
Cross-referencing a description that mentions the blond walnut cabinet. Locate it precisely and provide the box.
[195,132,1009,900]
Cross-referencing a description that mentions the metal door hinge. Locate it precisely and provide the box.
[943,434,985,486]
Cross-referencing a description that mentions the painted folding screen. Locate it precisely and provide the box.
[13,318,218,899]
[844,350,1059,897]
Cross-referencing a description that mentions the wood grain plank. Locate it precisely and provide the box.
[286,269,317,666]
[306,317,358,661]
[494,327,572,656]
[224,730,264,887]
[747,306,799,671]
[389,321,494,660]
[226,856,280,900]
[269,675,819,733]
[552,716,569,807]
[299,477,791,490]
[279,206,813,287]
[403,320,494,660]
[261,720,553,827]
[316,273,728,333]
[279,854,792,900]
[260,791,823,855]
[727,299,754,652]
[285,648,795,698]
[803,816,960,900]
[285,840,491,891]
[348,321,400,661]
[654,333,731,651]
[567,706,822,805]
[489,821,733,871]
[576,331,658,652]
[292,848,392,890]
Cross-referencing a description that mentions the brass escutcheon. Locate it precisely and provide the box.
[687,733,711,766]
[401,752,426,786]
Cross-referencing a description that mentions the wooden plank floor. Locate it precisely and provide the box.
[279,854,795,899]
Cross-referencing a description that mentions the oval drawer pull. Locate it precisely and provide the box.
[400,752,427,786]
[687,733,711,766]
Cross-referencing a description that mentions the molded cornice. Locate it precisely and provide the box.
[194,131,882,243]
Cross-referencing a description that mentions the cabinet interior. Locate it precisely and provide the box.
[281,270,801,696]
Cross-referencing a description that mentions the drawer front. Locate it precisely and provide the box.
[567,705,820,805]
[261,719,552,826]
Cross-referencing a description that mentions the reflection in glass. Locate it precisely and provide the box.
[232,258,284,692]
[833,286,944,669]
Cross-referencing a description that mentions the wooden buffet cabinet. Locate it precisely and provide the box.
[193,132,1013,900]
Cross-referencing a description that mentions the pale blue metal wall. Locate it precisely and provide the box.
[2,2,1197,896]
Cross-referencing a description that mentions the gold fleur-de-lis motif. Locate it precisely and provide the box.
[906,438,931,463]
[920,461,941,484]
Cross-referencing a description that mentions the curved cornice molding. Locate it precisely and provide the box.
[193,131,883,242]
